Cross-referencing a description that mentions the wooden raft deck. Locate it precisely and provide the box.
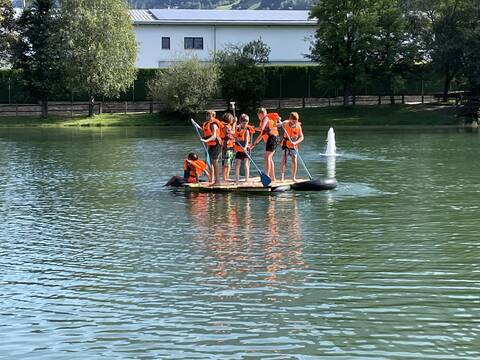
[183,177,305,193]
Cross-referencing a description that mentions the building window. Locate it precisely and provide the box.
[184,37,203,50]
[162,37,170,50]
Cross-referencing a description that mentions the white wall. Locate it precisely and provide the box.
[134,24,316,68]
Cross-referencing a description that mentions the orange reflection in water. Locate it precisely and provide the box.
[185,192,304,283]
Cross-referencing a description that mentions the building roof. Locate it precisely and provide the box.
[130,9,316,26]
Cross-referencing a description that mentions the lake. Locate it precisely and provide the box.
[0,126,479,359]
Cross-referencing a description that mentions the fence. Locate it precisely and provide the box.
[0,65,452,104]
[0,95,438,117]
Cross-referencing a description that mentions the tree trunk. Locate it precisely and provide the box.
[390,93,395,105]
[443,71,452,102]
[41,99,48,118]
[343,83,350,106]
[88,95,95,117]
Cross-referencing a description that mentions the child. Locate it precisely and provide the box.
[165,152,207,187]
[200,110,224,185]
[184,153,208,183]
[251,108,281,182]
[234,114,252,183]
[280,112,304,182]
[221,113,236,182]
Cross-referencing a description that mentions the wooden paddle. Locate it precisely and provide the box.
[190,118,211,167]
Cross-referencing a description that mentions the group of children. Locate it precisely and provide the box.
[184,107,305,185]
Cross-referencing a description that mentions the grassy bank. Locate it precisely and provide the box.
[0,104,459,128]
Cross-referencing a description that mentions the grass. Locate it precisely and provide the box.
[0,104,460,128]
[0,112,175,127]
[273,104,459,127]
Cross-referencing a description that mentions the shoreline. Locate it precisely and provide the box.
[0,104,467,128]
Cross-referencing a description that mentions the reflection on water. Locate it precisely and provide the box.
[186,193,304,282]
[1,127,480,359]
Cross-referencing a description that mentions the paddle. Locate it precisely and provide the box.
[279,120,313,180]
[234,140,271,187]
[190,118,211,167]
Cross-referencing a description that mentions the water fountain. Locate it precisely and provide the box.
[325,127,336,156]
[325,128,336,179]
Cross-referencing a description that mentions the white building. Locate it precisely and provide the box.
[130,9,317,68]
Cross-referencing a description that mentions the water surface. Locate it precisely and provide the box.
[1,126,479,359]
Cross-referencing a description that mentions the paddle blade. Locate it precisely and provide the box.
[260,173,272,187]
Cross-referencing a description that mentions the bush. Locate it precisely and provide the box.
[147,57,220,117]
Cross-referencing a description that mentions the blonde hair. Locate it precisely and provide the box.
[289,112,299,121]
[257,107,267,115]
[240,113,249,122]
[223,112,235,124]
[206,110,216,120]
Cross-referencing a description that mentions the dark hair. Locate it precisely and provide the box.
[187,153,198,160]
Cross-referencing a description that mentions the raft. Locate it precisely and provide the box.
[167,176,337,193]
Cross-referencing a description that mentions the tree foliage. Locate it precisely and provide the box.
[309,0,377,105]
[14,0,62,117]
[368,0,415,103]
[60,0,137,116]
[148,57,220,117]
[0,0,17,67]
[216,39,270,111]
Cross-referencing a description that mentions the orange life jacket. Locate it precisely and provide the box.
[261,113,280,142]
[183,159,208,183]
[234,126,249,153]
[283,121,302,149]
[220,123,235,149]
[202,118,224,147]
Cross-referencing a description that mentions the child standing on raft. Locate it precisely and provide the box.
[280,112,304,182]
[252,108,280,182]
[221,113,236,182]
[200,110,224,185]
[234,114,253,183]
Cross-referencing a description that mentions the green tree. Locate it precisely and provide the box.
[309,0,377,106]
[60,0,137,117]
[0,0,17,67]
[462,1,480,94]
[14,0,62,117]
[216,39,270,111]
[148,57,220,117]
[368,0,415,104]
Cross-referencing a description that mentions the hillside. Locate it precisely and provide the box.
[127,0,315,10]
[11,0,315,10]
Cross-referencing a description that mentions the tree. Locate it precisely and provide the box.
[0,0,17,67]
[368,0,416,104]
[309,0,377,106]
[14,0,62,118]
[462,1,480,94]
[60,0,137,117]
[216,39,270,111]
[148,57,220,117]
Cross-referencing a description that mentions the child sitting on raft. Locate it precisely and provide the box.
[165,153,208,187]
[280,112,304,182]
[234,114,254,183]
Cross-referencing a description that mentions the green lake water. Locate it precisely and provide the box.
[0,126,479,359]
